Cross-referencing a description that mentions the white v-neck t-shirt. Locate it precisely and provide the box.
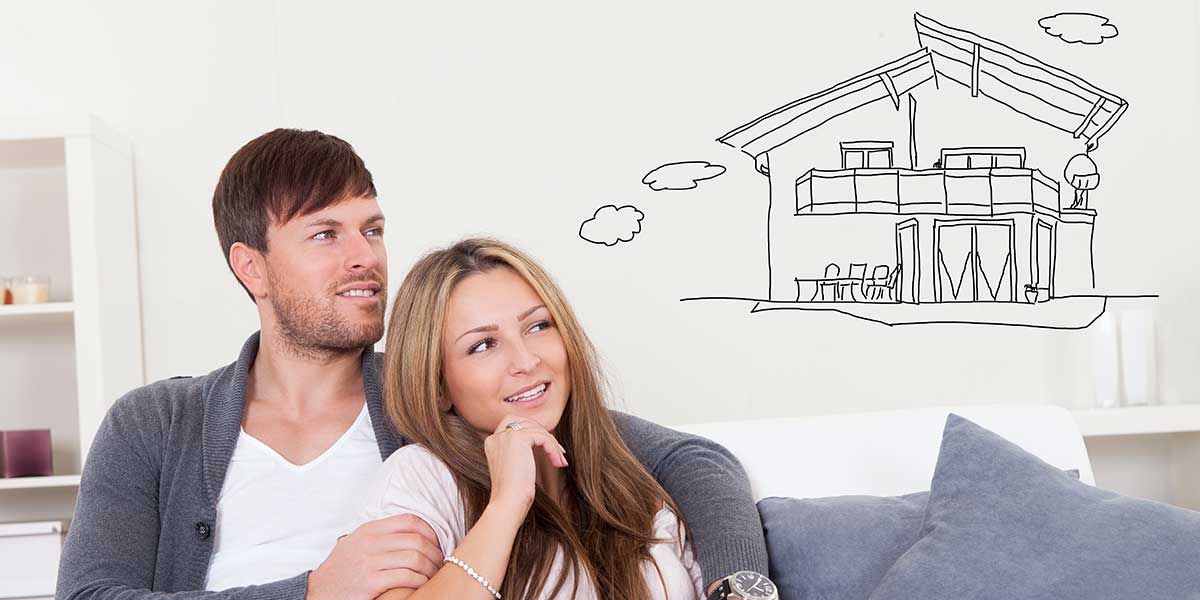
[204,404,381,591]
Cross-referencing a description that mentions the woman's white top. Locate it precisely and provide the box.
[205,405,381,590]
[356,444,705,599]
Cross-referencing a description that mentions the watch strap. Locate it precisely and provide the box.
[706,578,733,600]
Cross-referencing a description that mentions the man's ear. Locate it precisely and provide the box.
[228,242,269,299]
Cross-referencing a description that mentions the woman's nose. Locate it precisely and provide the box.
[508,340,541,375]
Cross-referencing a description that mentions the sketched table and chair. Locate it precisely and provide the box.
[797,263,899,302]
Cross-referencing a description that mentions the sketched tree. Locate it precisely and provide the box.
[1064,154,1100,209]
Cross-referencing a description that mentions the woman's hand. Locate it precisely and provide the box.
[483,415,568,514]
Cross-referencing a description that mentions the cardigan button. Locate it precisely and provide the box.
[195,521,212,540]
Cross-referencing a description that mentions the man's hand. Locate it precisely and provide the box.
[306,514,443,600]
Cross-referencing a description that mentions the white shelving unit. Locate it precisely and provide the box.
[0,302,74,318]
[1071,405,1200,438]
[0,475,81,491]
[1068,404,1200,511]
[0,114,144,526]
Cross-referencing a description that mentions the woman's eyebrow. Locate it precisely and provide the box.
[454,305,546,342]
[455,323,497,342]
[518,305,546,321]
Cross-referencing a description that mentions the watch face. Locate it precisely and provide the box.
[731,571,777,599]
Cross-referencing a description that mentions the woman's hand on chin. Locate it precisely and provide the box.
[484,415,568,515]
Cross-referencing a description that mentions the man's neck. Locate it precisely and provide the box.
[248,328,367,417]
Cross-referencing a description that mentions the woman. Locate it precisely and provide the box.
[361,237,703,599]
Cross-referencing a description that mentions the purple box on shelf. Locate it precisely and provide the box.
[0,429,53,478]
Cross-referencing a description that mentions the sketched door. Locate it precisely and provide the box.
[895,220,919,303]
[1034,220,1054,295]
[935,221,1014,302]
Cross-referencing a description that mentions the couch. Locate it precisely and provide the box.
[675,404,1094,500]
[675,405,1200,599]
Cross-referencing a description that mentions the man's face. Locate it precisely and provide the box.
[260,195,388,354]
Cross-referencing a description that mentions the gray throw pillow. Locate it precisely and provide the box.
[869,414,1200,600]
[757,472,1080,600]
[759,492,927,600]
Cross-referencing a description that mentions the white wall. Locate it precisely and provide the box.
[0,2,1196,454]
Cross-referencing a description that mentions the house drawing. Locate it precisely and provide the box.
[712,13,1137,329]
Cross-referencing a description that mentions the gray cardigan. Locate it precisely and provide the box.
[57,333,767,599]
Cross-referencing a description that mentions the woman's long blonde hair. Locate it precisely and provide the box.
[382,237,686,599]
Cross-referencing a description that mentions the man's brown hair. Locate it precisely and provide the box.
[212,128,377,299]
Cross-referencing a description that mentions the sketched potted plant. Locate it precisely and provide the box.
[1024,283,1040,304]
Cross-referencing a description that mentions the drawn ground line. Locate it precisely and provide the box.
[745,298,1108,331]
[678,294,1158,303]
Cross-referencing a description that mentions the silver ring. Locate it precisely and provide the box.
[505,422,523,431]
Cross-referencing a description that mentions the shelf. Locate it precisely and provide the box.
[0,302,73,318]
[0,474,80,490]
[1071,405,1200,437]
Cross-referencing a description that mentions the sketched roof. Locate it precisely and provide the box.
[719,13,1128,159]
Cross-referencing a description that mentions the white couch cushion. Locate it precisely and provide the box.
[674,404,1093,500]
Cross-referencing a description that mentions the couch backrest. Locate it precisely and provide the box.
[674,404,1094,500]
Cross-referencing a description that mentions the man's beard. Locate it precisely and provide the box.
[266,270,386,359]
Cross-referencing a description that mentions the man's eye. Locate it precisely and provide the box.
[313,230,335,241]
[468,339,495,354]
[365,227,383,237]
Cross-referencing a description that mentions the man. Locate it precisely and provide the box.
[57,129,768,599]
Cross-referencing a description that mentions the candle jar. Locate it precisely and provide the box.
[10,275,50,304]
[0,277,11,305]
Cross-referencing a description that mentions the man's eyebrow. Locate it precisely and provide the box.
[304,218,342,229]
[304,213,385,229]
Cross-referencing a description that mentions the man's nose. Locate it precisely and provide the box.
[343,230,381,272]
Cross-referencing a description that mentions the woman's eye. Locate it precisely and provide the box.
[468,338,495,355]
[313,230,335,241]
[528,320,553,333]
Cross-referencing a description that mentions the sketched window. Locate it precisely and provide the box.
[867,150,891,168]
[844,150,865,169]
[993,154,1022,168]
[940,148,1026,169]
[943,154,969,168]
[840,141,893,169]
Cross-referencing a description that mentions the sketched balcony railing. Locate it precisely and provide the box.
[795,167,1061,218]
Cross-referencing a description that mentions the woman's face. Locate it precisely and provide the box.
[440,267,570,435]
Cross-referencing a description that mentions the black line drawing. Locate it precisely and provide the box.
[1039,13,1119,46]
[579,204,644,246]
[642,161,727,191]
[680,13,1154,330]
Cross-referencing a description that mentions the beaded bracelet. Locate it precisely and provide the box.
[445,555,502,599]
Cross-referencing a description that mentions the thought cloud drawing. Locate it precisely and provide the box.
[1039,13,1118,45]
[579,205,644,246]
[642,161,727,191]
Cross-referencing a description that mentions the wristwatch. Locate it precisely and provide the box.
[706,570,779,600]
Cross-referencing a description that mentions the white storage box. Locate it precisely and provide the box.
[0,521,63,599]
